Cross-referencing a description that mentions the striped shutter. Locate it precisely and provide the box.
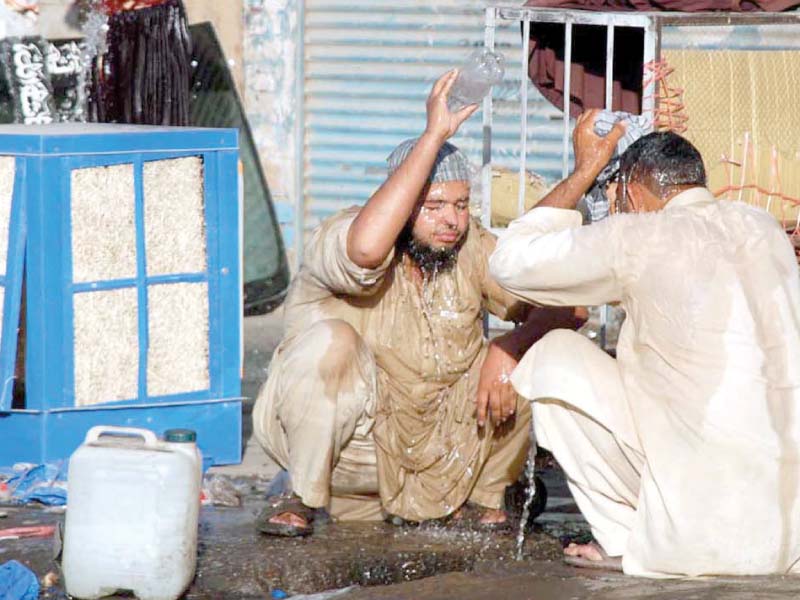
[303,0,566,235]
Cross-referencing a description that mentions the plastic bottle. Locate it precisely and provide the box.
[62,426,202,600]
[447,48,506,112]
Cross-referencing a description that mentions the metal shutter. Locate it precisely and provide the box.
[302,0,565,237]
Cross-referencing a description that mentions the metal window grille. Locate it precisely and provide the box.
[481,4,800,344]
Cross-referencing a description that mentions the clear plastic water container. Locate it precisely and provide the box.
[447,48,506,112]
[62,426,202,600]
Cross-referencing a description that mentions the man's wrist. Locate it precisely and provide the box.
[490,332,525,361]
[572,165,602,187]
[420,128,447,146]
[556,168,600,209]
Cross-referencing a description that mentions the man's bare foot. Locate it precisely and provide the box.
[564,542,622,570]
[478,507,507,525]
[451,505,509,529]
[565,541,604,561]
[269,511,308,528]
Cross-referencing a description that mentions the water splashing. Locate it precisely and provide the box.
[515,445,537,561]
[418,263,448,378]
[80,0,109,67]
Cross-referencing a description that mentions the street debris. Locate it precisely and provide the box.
[201,474,243,507]
[0,464,67,506]
[0,525,56,541]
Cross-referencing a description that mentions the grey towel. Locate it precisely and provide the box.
[584,111,650,222]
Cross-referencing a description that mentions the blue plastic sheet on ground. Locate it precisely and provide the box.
[0,560,39,600]
[0,463,67,506]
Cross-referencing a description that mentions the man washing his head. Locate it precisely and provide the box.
[252,71,581,535]
[491,110,800,577]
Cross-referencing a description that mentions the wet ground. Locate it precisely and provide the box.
[196,495,564,596]
[4,312,800,598]
[3,473,570,599]
[338,561,800,600]
[7,467,800,600]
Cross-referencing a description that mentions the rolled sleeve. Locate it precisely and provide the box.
[305,208,395,296]
[489,207,624,307]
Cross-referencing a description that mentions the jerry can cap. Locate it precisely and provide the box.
[164,429,197,443]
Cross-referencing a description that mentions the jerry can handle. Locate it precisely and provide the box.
[84,426,159,448]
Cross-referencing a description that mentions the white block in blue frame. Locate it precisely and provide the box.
[0,124,243,467]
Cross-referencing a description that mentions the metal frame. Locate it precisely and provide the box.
[482,5,666,236]
[483,4,800,225]
[0,158,25,411]
[0,126,243,467]
[482,5,800,341]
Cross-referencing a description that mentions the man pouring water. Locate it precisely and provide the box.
[251,70,582,535]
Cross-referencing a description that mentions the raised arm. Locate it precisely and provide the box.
[346,71,478,269]
[489,110,630,307]
[536,109,626,210]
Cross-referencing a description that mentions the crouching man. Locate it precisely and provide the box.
[252,71,581,535]
[490,110,800,577]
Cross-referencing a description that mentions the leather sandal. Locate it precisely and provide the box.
[255,494,315,537]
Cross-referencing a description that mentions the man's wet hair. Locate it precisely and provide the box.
[619,131,706,200]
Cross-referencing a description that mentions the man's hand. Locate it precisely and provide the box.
[424,70,479,143]
[346,70,477,269]
[534,111,625,211]
[573,109,627,180]
[476,342,518,428]
[475,306,586,427]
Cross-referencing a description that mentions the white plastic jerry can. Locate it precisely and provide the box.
[63,426,202,600]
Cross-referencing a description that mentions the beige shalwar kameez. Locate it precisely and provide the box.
[490,187,800,578]
[253,208,531,522]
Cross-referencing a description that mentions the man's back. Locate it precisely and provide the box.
[491,186,800,575]
[614,191,800,575]
[617,192,800,438]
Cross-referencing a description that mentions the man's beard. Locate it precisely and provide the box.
[397,227,466,274]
